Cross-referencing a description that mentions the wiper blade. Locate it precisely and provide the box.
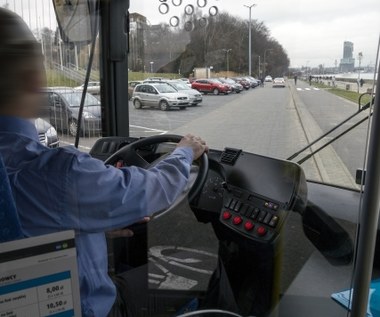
[287,93,376,164]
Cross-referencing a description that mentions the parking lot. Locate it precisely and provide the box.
[58,87,260,150]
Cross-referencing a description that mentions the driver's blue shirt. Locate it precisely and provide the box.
[0,116,194,317]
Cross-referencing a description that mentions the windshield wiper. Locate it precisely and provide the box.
[287,93,376,164]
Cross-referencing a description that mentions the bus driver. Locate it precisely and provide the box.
[0,8,208,317]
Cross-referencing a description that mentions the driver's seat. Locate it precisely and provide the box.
[0,153,23,242]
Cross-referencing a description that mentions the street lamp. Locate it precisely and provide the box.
[258,55,261,78]
[263,49,273,77]
[222,49,232,75]
[150,61,154,73]
[244,3,256,76]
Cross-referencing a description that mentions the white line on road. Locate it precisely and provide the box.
[313,88,320,91]
[168,260,213,274]
[148,273,165,279]
[296,88,302,91]
[148,279,161,285]
[60,141,92,151]
[130,125,167,134]
[305,88,311,91]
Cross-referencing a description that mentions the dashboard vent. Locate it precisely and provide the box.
[220,148,242,165]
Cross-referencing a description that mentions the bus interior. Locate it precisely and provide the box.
[1,0,380,316]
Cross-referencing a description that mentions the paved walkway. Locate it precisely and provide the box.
[318,79,376,94]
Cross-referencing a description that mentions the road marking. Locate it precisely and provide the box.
[148,279,161,285]
[296,87,321,92]
[168,260,213,274]
[149,257,199,290]
[130,124,167,134]
[148,273,165,279]
[59,141,92,151]
[148,246,217,290]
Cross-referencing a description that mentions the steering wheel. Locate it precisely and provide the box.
[104,134,209,205]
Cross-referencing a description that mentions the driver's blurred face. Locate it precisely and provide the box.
[0,8,46,118]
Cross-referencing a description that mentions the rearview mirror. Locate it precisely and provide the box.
[302,202,354,266]
[53,0,99,44]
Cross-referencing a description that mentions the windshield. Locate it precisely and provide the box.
[61,92,100,107]
[171,82,190,90]
[223,78,236,84]
[154,84,177,93]
[209,78,223,83]
[5,1,379,317]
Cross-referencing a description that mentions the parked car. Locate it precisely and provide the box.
[264,75,273,82]
[144,77,166,81]
[191,79,232,95]
[166,80,203,106]
[231,77,251,90]
[179,78,192,88]
[218,78,244,93]
[42,87,102,137]
[128,81,143,100]
[244,76,261,88]
[34,118,60,148]
[132,83,189,111]
[143,79,203,106]
[273,77,286,88]
[74,81,100,95]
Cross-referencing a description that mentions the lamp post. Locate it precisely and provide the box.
[244,4,256,76]
[222,49,232,75]
[263,49,273,77]
[258,55,261,78]
[150,61,154,73]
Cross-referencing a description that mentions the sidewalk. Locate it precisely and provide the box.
[319,79,376,94]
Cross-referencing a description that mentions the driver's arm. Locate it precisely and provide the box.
[58,134,207,233]
[60,145,194,232]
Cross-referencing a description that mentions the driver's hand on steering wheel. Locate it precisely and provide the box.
[177,134,208,160]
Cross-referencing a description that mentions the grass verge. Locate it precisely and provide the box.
[310,81,373,106]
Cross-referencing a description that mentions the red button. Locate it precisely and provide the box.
[244,221,254,231]
[257,226,267,236]
[223,211,232,220]
[233,216,243,225]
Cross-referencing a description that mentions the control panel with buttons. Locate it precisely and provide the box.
[219,185,287,243]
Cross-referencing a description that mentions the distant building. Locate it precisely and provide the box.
[339,41,355,72]
[129,13,147,72]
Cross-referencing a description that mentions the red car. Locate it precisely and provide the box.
[191,79,232,95]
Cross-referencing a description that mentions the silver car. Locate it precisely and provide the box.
[166,80,203,106]
[34,118,60,148]
[132,83,189,111]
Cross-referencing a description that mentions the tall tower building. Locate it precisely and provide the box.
[339,41,355,72]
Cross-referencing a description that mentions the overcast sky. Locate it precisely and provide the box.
[130,0,380,68]
[2,0,379,69]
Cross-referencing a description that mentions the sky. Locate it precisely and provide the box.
[130,0,380,68]
[2,0,379,69]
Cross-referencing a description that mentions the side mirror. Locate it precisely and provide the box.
[302,202,354,266]
[53,0,99,44]
[51,96,62,106]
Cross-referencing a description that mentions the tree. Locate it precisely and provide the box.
[153,11,289,77]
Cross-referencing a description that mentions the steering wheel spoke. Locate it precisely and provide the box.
[128,151,150,169]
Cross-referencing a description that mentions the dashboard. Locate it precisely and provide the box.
[90,137,308,244]
[191,147,307,244]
